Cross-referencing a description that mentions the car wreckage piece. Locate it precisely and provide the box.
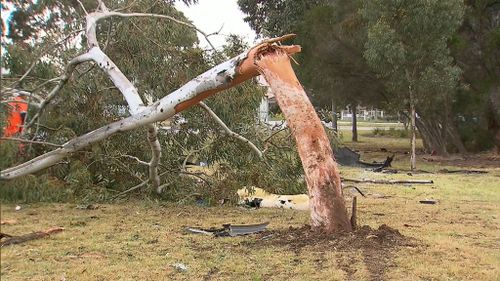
[186,222,269,237]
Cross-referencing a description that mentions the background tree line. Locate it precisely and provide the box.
[238,0,500,155]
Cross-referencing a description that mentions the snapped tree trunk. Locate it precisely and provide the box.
[255,47,352,233]
[1,34,352,233]
[352,103,358,142]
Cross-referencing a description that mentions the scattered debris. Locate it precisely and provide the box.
[0,233,13,239]
[381,169,399,174]
[172,263,188,272]
[0,227,64,247]
[342,178,433,184]
[369,193,391,199]
[242,198,263,208]
[238,187,309,210]
[419,199,438,205]
[437,169,488,174]
[343,185,366,197]
[334,147,394,172]
[186,222,269,237]
[1,219,17,225]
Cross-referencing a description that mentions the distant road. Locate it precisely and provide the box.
[265,120,404,131]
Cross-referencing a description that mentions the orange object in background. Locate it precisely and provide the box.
[3,96,28,137]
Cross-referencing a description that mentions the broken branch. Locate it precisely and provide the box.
[0,227,64,247]
[198,101,263,158]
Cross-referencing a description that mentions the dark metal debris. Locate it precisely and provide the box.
[186,222,269,237]
[419,199,438,204]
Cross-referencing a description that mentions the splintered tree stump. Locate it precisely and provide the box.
[255,46,351,233]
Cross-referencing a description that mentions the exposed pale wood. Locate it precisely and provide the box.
[255,46,351,233]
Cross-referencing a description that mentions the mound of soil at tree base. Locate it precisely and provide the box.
[247,224,418,281]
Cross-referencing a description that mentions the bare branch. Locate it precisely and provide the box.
[198,101,263,158]
[76,0,88,15]
[111,180,149,200]
[26,52,95,129]
[7,29,84,88]
[86,11,218,51]
[120,155,150,166]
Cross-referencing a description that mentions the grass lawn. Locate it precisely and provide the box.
[1,134,499,280]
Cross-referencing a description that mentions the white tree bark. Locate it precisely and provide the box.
[1,36,300,179]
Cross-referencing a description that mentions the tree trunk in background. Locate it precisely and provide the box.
[410,98,417,171]
[416,117,448,156]
[488,85,500,154]
[443,94,467,154]
[256,47,352,234]
[331,100,338,133]
[352,103,358,142]
[415,109,467,156]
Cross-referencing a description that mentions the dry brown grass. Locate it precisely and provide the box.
[1,134,499,280]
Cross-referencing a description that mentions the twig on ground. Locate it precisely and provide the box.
[0,227,64,247]
[342,178,433,184]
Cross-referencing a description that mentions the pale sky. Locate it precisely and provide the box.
[175,0,257,49]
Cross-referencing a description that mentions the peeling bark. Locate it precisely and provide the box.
[254,47,352,233]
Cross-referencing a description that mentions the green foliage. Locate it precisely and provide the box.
[362,0,464,101]
[1,0,309,204]
[449,0,500,151]
[237,0,325,36]
[296,2,385,110]
[0,175,73,203]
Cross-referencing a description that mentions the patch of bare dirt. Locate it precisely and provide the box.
[248,224,417,281]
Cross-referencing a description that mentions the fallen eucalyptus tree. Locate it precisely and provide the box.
[0,36,298,180]
[1,2,352,233]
